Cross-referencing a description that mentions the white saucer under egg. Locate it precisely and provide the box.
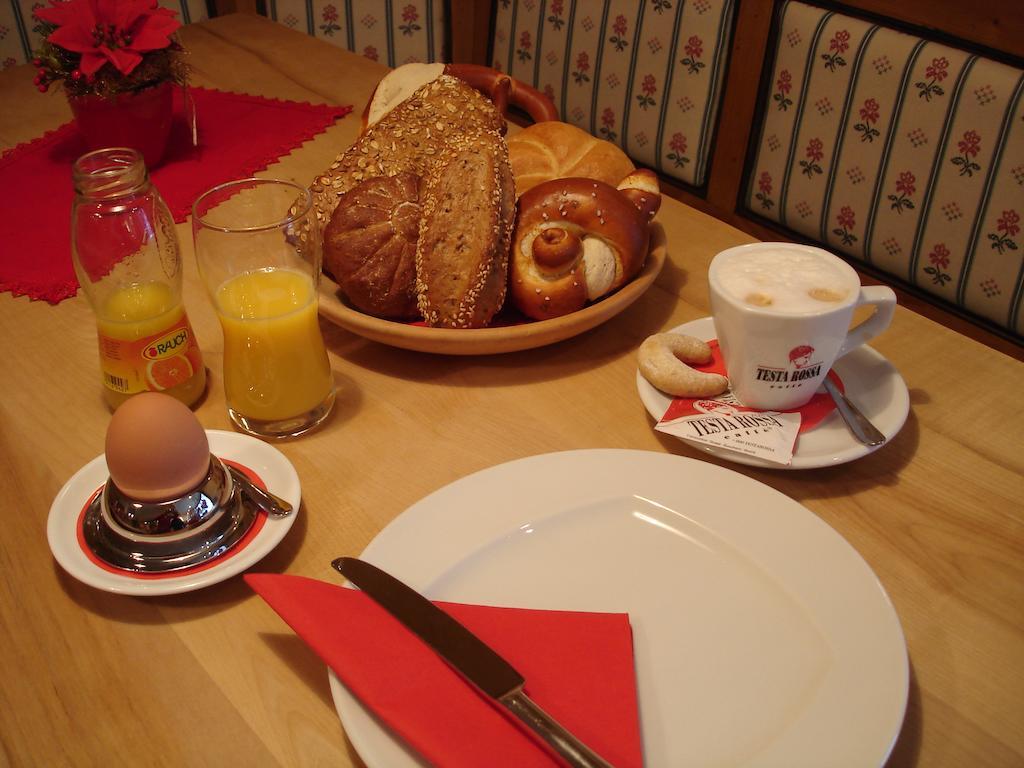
[48,430,300,596]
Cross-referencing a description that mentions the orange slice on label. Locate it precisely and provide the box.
[146,354,193,391]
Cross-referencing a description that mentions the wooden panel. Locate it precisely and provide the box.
[212,0,259,15]
[706,0,775,216]
[449,0,492,64]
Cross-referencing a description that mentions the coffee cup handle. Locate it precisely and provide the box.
[836,285,897,359]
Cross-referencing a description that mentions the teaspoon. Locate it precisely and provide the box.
[228,465,294,517]
[823,378,886,446]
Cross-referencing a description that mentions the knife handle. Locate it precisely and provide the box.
[501,690,616,768]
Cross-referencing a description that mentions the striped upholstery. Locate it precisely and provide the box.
[259,0,447,66]
[490,0,735,188]
[746,0,1024,338]
[0,0,208,69]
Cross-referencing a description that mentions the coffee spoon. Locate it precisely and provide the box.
[228,465,294,517]
[823,378,886,446]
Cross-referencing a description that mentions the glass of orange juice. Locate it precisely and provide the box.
[192,178,335,439]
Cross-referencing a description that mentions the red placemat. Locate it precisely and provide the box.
[0,87,351,304]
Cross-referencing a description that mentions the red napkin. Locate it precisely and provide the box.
[246,573,643,768]
[0,87,351,304]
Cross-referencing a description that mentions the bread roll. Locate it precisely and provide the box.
[509,177,650,320]
[363,63,446,129]
[323,173,421,319]
[416,131,516,328]
[364,63,558,130]
[507,121,636,198]
[310,75,506,227]
[311,72,527,328]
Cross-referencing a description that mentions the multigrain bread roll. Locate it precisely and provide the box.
[415,131,516,328]
[363,63,446,128]
[365,63,559,131]
[507,121,636,198]
[310,75,506,227]
[322,173,422,318]
[310,72,520,328]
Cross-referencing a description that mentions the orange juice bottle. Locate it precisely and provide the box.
[71,148,206,410]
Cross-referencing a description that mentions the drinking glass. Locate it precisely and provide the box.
[192,178,335,439]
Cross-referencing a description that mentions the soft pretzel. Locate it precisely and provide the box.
[617,169,662,222]
[444,64,559,125]
[509,177,655,320]
[638,333,729,398]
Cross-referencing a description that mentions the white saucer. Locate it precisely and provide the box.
[47,430,300,596]
[636,317,910,469]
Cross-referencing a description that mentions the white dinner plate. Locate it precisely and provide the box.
[47,430,300,596]
[636,317,910,469]
[329,449,908,767]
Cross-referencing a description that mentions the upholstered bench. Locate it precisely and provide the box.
[743,0,1024,340]
[239,0,447,66]
[489,0,736,189]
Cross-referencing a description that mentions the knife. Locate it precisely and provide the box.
[332,557,616,768]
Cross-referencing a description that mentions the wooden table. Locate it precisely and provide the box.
[1,14,1021,768]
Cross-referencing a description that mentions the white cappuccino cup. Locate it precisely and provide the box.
[708,243,896,411]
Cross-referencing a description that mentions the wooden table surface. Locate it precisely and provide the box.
[1,13,1022,768]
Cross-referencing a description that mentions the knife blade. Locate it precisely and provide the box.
[332,557,615,768]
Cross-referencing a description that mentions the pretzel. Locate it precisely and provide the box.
[509,176,655,320]
[444,64,559,124]
[638,333,729,397]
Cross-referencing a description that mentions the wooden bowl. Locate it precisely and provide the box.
[317,224,667,355]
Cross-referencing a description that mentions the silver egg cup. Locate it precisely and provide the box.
[81,455,291,574]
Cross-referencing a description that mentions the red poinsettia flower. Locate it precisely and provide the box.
[36,0,180,77]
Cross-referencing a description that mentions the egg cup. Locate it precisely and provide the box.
[82,455,259,573]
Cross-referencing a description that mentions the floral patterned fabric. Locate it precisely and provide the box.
[260,0,446,66]
[490,0,735,187]
[0,0,207,69]
[747,0,1024,338]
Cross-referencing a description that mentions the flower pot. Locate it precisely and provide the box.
[68,81,175,168]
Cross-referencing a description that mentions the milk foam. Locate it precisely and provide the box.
[715,249,854,313]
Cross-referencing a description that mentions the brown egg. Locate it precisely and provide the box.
[105,393,211,502]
